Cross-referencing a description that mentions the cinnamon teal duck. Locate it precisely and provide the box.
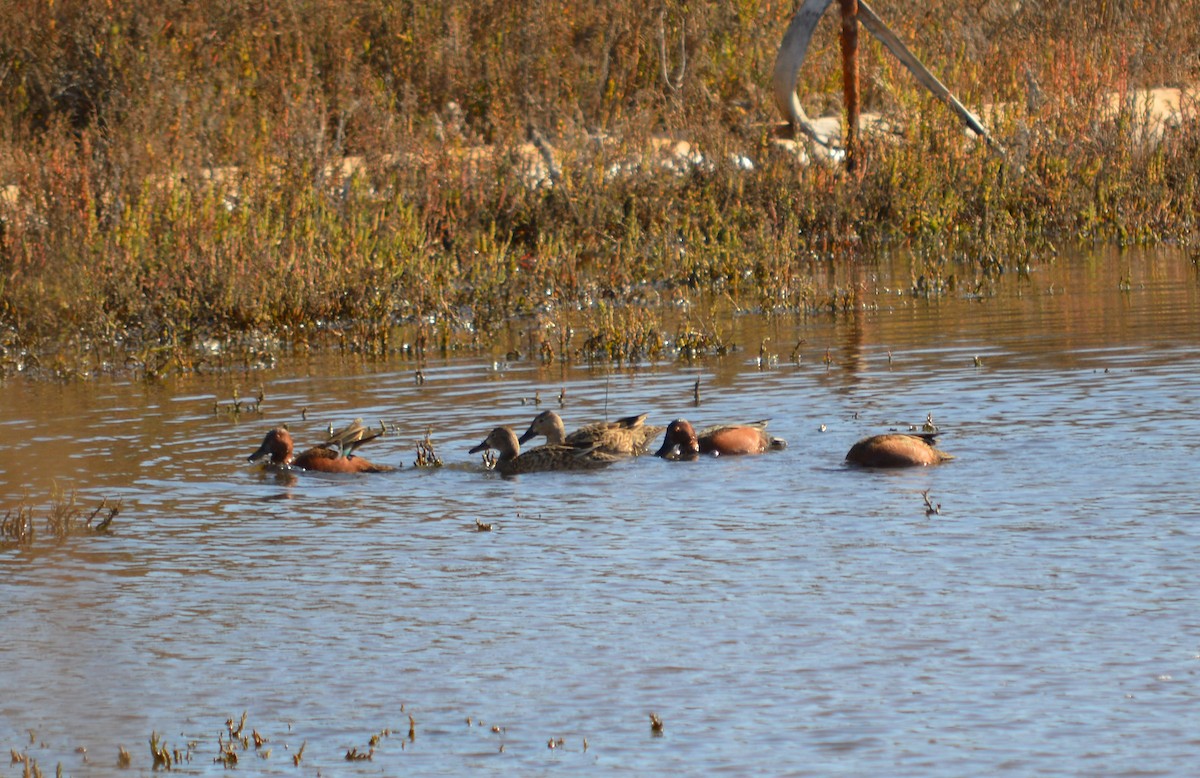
[654,419,787,459]
[845,432,953,467]
[248,421,394,473]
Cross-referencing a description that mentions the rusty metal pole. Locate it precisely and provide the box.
[839,0,860,172]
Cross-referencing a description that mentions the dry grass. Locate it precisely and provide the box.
[0,1,1196,377]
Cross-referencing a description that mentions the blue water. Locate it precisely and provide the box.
[2,249,1199,776]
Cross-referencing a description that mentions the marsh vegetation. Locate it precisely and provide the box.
[0,1,1196,381]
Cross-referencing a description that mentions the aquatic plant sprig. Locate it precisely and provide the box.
[213,386,265,416]
[673,321,727,361]
[148,731,180,770]
[922,489,942,516]
[345,746,373,761]
[414,427,443,468]
[1,504,35,546]
[2,494,121,548]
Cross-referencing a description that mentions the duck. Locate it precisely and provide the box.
[654,419,787,459]
[517,410,664,456]
[845,432,954,467]
[469,426,620,475]
[247,422,395,473]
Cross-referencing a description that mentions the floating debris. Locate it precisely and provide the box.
[649,713,664,735]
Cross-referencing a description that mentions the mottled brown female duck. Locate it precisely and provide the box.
[654,419,787,459]
[517,410,664,457]
[845,432,953,468]
[470,426,619,475]
[248,421,395,473]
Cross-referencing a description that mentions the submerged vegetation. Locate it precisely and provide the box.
[0,1,1197,378]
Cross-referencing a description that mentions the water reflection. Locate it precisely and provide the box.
[2,247,1199,776]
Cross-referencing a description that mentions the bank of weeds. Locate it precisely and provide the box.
[0,1,1197,378]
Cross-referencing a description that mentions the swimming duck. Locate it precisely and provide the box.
[654,419,787,459]
[517,410,664,456]
[248,423,395,473]
[469,426,619,475]
[845,432,953,467]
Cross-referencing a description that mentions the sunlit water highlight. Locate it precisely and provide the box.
[2,248,1199,775]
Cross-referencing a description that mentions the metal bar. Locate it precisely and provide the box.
[772,0,837,145]
[840,0,861,170]
[857,0,1002,152]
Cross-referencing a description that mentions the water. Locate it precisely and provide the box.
[2,248,1199,776]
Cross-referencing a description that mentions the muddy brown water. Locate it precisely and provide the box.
[2,247,1198,776]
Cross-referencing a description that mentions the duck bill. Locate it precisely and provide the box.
[656,437,700,458]
[247,443,271,462]
[468,441,489,454]
[516,426,538,445]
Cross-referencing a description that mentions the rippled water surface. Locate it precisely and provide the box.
[3,248,1199,776]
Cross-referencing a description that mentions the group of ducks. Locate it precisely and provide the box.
[247,411,954,475]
